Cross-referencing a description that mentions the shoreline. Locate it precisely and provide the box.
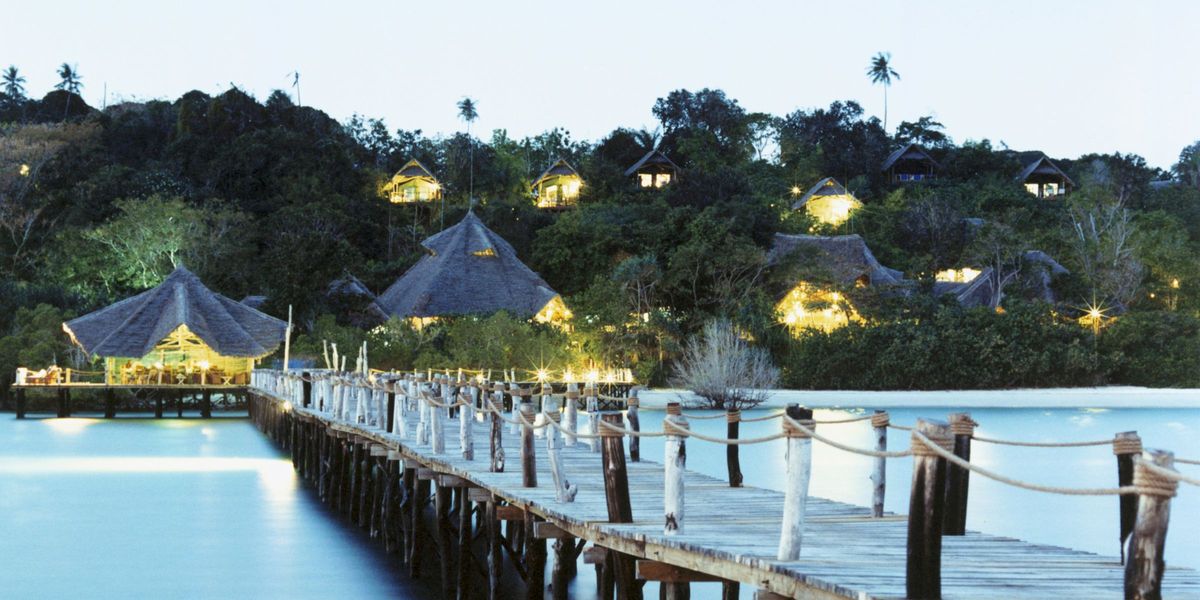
[640,386,1200,410]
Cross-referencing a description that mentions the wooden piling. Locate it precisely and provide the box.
[201,389,213,418]
[1114,431,1142,562]
[544,393,577,502]
[778,404,813,560]
[386,386,396,434]
[410,476,430,577]
[153,392,162,418]
[626,389,641,462]
[486,497,503,600]
[15,387,26,419]
[726,408,743,487]
[104,388,116,418]
[944,412,974,536]
[460,384,475,460]
[871,410,888,518]
[521,399,537,488]
[664,403,688,536]
[457,486,473,600]
[490,383,505,473]
[600,412,639,600]
[586,386,600,454]
[906,418,952,600]
[525,511,547,600]
[563,382,578,447]
[1124,449,1176,600]
[436,482,454,600]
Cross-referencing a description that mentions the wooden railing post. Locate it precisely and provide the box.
[386,382,396,434]
[1114,430,1142,562]
[726,408,743,487]
[944,412,975,535]
[508,382,523,436]
[1125,449,1177,600]
[599,412,639,600]
[521,393,537,488]
[871,410,888,518]
[543,390,577,502]
[626,388,641,462]
[490,382,505,473]
[460,382,475,460]
[564,382,579,447]
[664,402,688,535]
[302,372,312,408]
[586,385,600,454]
[907,418,952,600]
[777,404,813,560]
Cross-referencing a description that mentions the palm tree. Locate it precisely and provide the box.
[866,52,900,132]
[457,97,479,205]
[55,63,83,119]
[2,66,26,101]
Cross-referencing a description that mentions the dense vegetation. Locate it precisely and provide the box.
[3,66,1200,400]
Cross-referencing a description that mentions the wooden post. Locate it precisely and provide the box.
[626,388,640,462]
[201,389,213,418]
[302,373,312,408]
[1114,430,1142,563]
[521,397,537,488]
[1125,449,1177,600]
[490,383,505,473]
[543,393,577,502]
[15,387,26,419]
[431,379,446,454]
[551,535,573,600]
[586,386,600,454]
[410,476,430,577]
[726,408,743,487]
[600,412,639,600]
[906,418,952,600]
[104,388,116,418]
[777,404,813,560]
[153,392,162,418]
[871,410,888,518]
[664,403,688,536]
[436,482,454,600]
[944,412,974,536]
[486,497,503,600]
[525,511,547,600]
[386,385,396,434]
[460,384,475,460]
[563,382,578,447]
[417,380,431,446]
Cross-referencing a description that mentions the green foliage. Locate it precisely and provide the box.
[0,304,78,403]
[1101,311,1200,387]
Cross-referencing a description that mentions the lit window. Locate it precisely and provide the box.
[654,173,671,188]
[1024,183,1040,196]
[639,174,654,188]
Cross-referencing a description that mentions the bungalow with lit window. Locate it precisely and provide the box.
[791,177,863,226]
[933,251,1069,309]
[377,211,571,328]
[383,159,442,203]
[882,142,939,183]
[532,158,583,209]
[768,233,906,333]
[1017,153,1074,198]
[62,266,287,385]
[624,149,679,189]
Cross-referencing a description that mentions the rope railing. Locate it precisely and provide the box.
[783,415,914,458]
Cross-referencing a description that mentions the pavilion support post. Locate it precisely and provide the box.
[201,389,213,419]
[777,405,813,560]
[521,398,537,488]
[944,413,974,536]
[1124,449,1177,600]
[104,388,116,418]
[525,511,547,600]
[1115,431,1142,563]
[176,389,184,417]
[664,403,688,536]
[490,384,505,473]
[626,389,640,462]
[15,388,26,419]
[726,408,743,487]
[153,392,162,419]
[600,412,639,600]
[906,418,952,600]
[871,410,888,518]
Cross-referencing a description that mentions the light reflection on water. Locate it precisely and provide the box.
[0,417,423,599]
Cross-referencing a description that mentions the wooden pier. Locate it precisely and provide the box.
[12,383,246,418]
[247,370,1200,599]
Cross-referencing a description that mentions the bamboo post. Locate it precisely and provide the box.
[906,418,952,600]
[490,383,505,473]
[460,383,475,460]
[521,396,537,488]
[726,407,743,487]
[1114,430,1142,562]
[543,391,577,502]
[563,382,578,447]
[1125,449,1177,600]
[599,412,639,600]
[626,388,641,462]
[586,385,600,453]
[944,412,974,536]
[777,404,813,560]
[664,402,688,535]
[871,410,889,518]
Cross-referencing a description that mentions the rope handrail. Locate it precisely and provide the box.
[597,419,664,438]
[971,434,1115,448]
[1138,459,1200,487]
[1176,457,1200,466]
[783,416,913,458]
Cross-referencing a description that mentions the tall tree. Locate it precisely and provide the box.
[55,63,83,119]
[2,66,26,102]
[866,52,899,132]
[457,96,478,201]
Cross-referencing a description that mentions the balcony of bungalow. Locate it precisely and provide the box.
[532,158,583,210]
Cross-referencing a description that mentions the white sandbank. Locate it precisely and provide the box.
[639,387,1200,410]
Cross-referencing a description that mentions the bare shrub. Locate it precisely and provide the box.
[671,319,779,409]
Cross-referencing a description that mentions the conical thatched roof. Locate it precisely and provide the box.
[328,272,389,325]
[531,158,580,188]
[791,177,855,210]
[377,212,561,319]
[768,233,905,287]
[64,267,287,358]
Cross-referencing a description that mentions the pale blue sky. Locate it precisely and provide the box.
[5,1,1197,169]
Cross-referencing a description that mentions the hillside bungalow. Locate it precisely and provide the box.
[933,252,1069,309]
[882,142,939,183]
[768,233,905,332]
[791,177,863,226]
[1017,154,1074,198]
[383,159,441,203]
[532,159,583,209]
[63,266,287,385]
[327,272,390,328]
[624,150,679,189]
[377,212,571,327]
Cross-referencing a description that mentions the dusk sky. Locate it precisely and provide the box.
[6,0,1197,169]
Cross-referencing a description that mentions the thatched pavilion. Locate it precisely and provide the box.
[1017,154,1074,198]
[624,150,679,189]
[532,158,583,209]
[791,177,863,226]
[377,212,571,327]
[383,159,442,203]
[882,142,939,183]
[63,266,287,385]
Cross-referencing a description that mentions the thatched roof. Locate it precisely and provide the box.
[394,158,437,181]
[65,267,287,358]
[1016,154,1075,187]
[881,143,940,173]
[623,150,680,177]
[768,233,905,287]
[791,177,856,210]
[377,212,561,319]
[934,252,1069,308]
[532,158,580,188]
[328,272,389,325]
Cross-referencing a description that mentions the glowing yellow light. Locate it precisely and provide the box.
[1088,308,1102,319]
[535,369,549,383]
[791,186,801,195]
[198,360,210,370]
[154,362,164,369]
[586,370,599,383]
[283,401,293,412]
[19,164,30,176]
[1171,278,1181,289]
[604,371,616,383]
[563,369,575,383]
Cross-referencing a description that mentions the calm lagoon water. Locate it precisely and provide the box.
[1,406,1197,599]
